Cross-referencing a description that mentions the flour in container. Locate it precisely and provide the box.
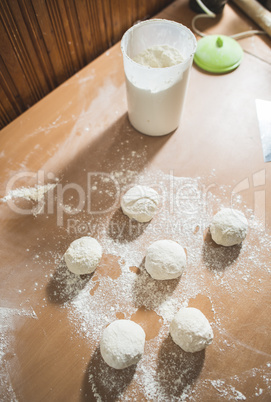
[125,44,191,136]
[133,45,184,68]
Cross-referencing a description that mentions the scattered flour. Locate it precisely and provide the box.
[210,379,247,400]
[2,166,271,401]
[52,168,271,401]
[1,182,58,216]
[0,307,37,402]
[1,183,57,203]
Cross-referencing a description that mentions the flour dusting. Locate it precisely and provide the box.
[1,183,57,203]
[2,164,271,401]
[48,167,271,401]
[0,307,37,402]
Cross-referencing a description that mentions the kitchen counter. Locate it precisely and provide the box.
[0,1,270,401]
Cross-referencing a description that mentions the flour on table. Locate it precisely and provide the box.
[0,307,37,401]
[1,183,57,203]
[61,168,270,400]
[1,182,58,216]
[12,165,271,402]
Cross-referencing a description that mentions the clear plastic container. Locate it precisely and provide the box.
[121,19,197,136]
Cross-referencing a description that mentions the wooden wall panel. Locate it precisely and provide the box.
[0,0,173,130]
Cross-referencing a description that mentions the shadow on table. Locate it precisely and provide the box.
[3,113,172,257]
[202,228,242,271]
[132,258,181,310]
[46,259,92,304]
[2,113,172,311]
[107,207,150,243]
[156,334,205,398]
[81,345,136,402]
[59,112,173,193]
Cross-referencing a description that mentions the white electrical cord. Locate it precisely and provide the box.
[192,0,266,39]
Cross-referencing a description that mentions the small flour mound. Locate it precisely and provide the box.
[133,45,184,68]
[100,320,146,369]
[64,237,102,275]
[1,183,57,202]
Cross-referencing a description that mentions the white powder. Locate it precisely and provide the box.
[0,307,37,401]
[133,45,184,68]
[3,164,271,401]
[54,167,270,401]
[1,183,57,203]
[126,45,191,136]
[1,182,58,216]
[210,380,247,400]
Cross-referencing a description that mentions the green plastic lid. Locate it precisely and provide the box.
[194,35,243,73]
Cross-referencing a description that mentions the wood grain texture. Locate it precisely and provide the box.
[232,0,271,36]
[0,0,173,130]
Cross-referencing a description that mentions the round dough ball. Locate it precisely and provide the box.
[64,236,102,275]
[145,239,186,280]
[210,208,248,247]
[121,185,159,223]
[100,320,145,369]
[170,307,213,353]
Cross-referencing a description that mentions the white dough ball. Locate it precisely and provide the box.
[100,320,146,369]
[121,185,159,223]
[64,236,102,275]
[170,307,213,353]
[145,239,186,280]
[210,208,248,247]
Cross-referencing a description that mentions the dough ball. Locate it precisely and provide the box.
[210,208,248,247]
[121,185,159,223]
[64,236,102,275]
[100,320,146,369]
[170,307,213,353]
[145,239,186,280]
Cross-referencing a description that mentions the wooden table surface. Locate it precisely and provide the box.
[0,1,271,401]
